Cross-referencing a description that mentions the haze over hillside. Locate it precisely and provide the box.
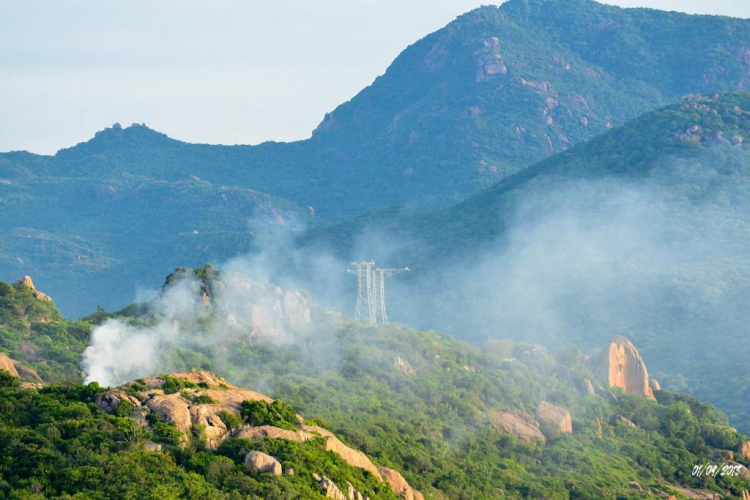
[5,0,750,317]
[301,92,750,433]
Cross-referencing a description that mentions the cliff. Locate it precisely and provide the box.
[595,336,656,400]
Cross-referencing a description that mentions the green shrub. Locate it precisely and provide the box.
[193,395,218,405]
[240,400,299,431]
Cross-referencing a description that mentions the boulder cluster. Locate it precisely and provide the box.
[95,371,424,500]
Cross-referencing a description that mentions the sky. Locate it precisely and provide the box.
[1,0,750,155]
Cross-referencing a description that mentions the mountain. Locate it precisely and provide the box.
[6,0,750,316]
[2,268,750,499]
[301,92,750,434]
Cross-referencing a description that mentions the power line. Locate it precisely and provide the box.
[348,261,410,325]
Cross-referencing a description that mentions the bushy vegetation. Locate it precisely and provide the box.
[2,268,750,498]
[240,400,299,431]
[0,372,396,499]
[0,280,88,383]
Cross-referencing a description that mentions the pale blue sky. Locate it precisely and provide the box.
[1,0,749,154]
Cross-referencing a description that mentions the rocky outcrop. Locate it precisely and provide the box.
[610,414,638,429]
[739,441,750,461]
[491,411,546,444]
[378,467,424,500]
[670,486,721,499]
[0,353,19,377]
[581,378,596,396]
[312,474,347,500]
[145,393,193,432]
[474,37,507,82]
[595,336,655,400]
[19,275,53,302]
[283,291,311,326]
[234,424,382,480]
[104,371,422,499]
[95,390,141,413]
[536,402,572,434]
[394,356,416,375]
[100,372,270,447]
[245,451,282,475]
[650,379,662,392]
[217,274,311,338]
[16,365,43,384]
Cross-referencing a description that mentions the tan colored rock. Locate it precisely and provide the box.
[143,441,162,452]
[650,379,662,392]
[0,353,19,377]
[474,37,508,83]
[233,424,382,481]
[491,411,546,444]
[742,490,749,500]
[145,393,193,432]
[596,336,655,400]
[536,402,572,434]
[308,425,382,480]
[16,365,43,384]
[20,275,53,302]
[244,451,282,475]
[378,467,424,500]
[739,441,750,461]
[394,356,416,375]
[313,475,347,500]
[670,486,721,499]
[190,405,229,449]
[582,378,596,396]
[610,414,638,429]
[95,390,142,413]
[283,291,311,324]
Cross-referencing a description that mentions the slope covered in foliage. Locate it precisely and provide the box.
[302,92,750,436]
[6,0,750,315]
[9,266,743,499]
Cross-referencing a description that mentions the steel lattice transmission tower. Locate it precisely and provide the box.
[349,261,409,325]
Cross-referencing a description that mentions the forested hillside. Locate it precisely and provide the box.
[2,269,750,498]
[6,0,750,315]
[301,92,750,435]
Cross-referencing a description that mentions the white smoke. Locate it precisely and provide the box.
[82,320,178,387]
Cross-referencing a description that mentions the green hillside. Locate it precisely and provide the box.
[2,269,750,499]
[6,0,750,315]
[301,92,750,435]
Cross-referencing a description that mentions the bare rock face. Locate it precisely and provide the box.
[378,467,425,500]
[145,393,193,433]
[312,474,347,500]
[283,291,311,326]
[244,451,282,476]
[0,353,19,377]
[474,37,508,82]
[394,356,416,375]
[739,441,750,461]
[596,336,655,400]
[16,365,43,384]
[20,275,53,302]
[581,378,596,396]
[102,372,271,448]
[610,414,638,429]
[536,401,572,435]
[107,371,420,497]
[650,379,662,392]
[233,424,382,481]
[491,410,546,444]
[95,390,142,413]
